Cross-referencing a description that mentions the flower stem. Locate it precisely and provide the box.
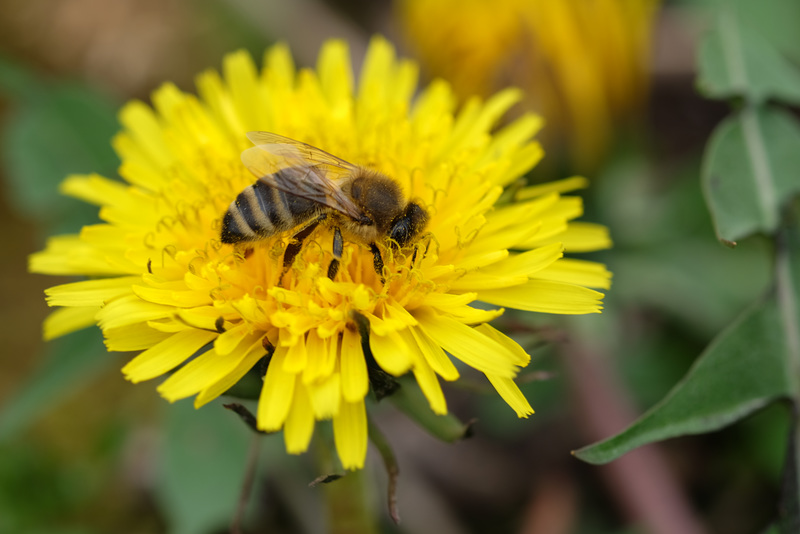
[315,429,378,534]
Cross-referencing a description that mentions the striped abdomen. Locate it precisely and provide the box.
[221,178,319,244]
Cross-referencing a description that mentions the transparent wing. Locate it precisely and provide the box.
[241,132,365,220]
[245,132,357,177]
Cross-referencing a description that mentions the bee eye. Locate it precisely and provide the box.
[390,219,411,246]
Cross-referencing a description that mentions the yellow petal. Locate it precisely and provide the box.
[122,329,217,382]
[534,258,612,290]
[478,280,604,315]
[399,328,447,414]
[60,174,130,207]
[96,295,174,331]
[317,39,353,107]
[132,284,212,308]
[303,330,328,383]
[30,235,135,276]
[257,344,295,431]
[485,374,534,418]
[43,306,98,340]
[407,325,459,381]
[117,100,174,169]
[415,307,518,378]
[157,333,260,401]
[412,358,447,415]
[223,50,263,132]
[177,306,229,331]
[308,373,341,419]
[104,322,172,352]
[369,330,413,376]
[333,398,368,470]
[45,277,139,307]
[195,337,267,407]
[474,324,530,366]
[284,380,315,454]
[214,323,250,355]
[531,222,613,252]
[516,176,588,200]
[283,333,308,373]
[340,328,368,403]
[483,243,564,279]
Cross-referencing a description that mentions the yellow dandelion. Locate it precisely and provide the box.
[398,0,659,171]
[30,37,611,470]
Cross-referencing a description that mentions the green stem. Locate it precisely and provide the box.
[314,427,378,534]
[776,201,800,533]
[368,419,400,524]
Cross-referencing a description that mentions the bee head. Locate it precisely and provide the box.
[389,202,428,248]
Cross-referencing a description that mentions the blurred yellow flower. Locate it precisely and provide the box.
[398,0,659,171]
[30,37,611,470]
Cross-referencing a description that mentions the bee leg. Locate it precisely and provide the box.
[410,244,419,266]
[282,214,326,282]
[370,243,385,284]
[328,226,344,280]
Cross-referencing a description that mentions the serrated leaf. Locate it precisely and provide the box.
[573,295,791,465]
[697,7,800,105]
[702,106,800,245]
[156,400,252,534]
[0,329,111,441]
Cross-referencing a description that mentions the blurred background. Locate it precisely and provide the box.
[0,0,795,533]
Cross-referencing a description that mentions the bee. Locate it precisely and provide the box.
[221,132,429,281]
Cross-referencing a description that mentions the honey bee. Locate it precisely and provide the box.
[221,132,429,280]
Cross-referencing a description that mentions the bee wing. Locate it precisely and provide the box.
[241,132,365,221]
[246,132,358,173]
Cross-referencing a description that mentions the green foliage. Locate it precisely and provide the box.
[574,295,791,464]
[0,442,90,533]
[0,56,119,236]
[697,13,800,105]
[0,57,124,530]
[388,376,473,442]
[0,328,113,441]
[3,1,799,531]
[575,0,800,530]
[0,58,119,442]
[156,399,253,534]
[702,106,800,245]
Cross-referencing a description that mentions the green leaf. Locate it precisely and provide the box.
[697,6,800,105]
[735,0,800,63]
[702,106,800,245]
[573,294,791,465]
[0,69,119,233]
[0,56,40,102]
[0,329,111,441]
[156,399,253,534]
[388,376,473,443]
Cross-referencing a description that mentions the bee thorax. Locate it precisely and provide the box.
[348,173,406,234]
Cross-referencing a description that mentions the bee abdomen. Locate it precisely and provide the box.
[221,178,318,244]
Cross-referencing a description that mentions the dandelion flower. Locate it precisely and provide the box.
[398,0,659,170]
[30,37,611,470]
